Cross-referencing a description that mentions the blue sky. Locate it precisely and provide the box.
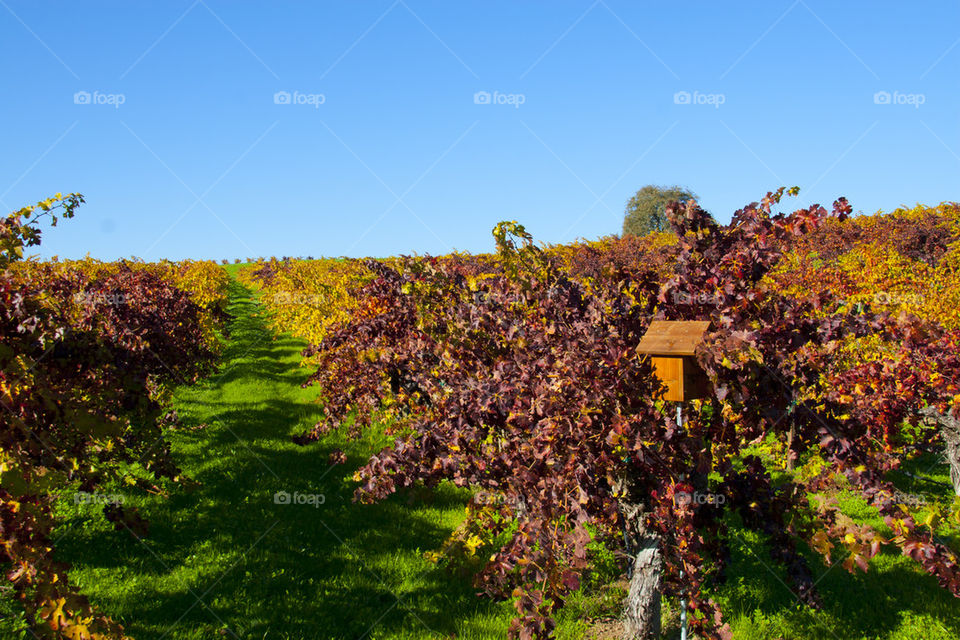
[2,1,958,260]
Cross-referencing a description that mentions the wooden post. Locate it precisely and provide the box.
[623,321,712,639]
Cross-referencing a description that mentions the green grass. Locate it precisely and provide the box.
[3,273,959,639]
[43,278,525,639]
[715,517,960,639]
[220,263,249,278]
[712,450,960,640]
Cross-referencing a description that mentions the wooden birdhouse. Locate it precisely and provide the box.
[636,320,711,402]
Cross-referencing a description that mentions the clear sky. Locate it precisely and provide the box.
[2,1,958,261]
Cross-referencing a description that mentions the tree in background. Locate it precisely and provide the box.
[622,184,697,236]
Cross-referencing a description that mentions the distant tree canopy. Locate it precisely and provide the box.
[622,185,697,236]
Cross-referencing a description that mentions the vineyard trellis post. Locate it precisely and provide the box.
[921,407,960,496]
[627,321,711,639]
[677,403,688,640]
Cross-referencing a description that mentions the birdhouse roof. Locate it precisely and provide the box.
[636,320,711,357]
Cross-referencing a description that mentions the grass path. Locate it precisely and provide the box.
[54,278,518,639]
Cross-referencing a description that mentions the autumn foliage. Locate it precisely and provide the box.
[5,191,959,639]
[1,195,227,638]
[245,193,960,638]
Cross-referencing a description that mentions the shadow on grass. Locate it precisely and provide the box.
[55,279,502,639]
[717,511,960,639]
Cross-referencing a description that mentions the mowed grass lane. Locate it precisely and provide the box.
[50,275,521,639]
